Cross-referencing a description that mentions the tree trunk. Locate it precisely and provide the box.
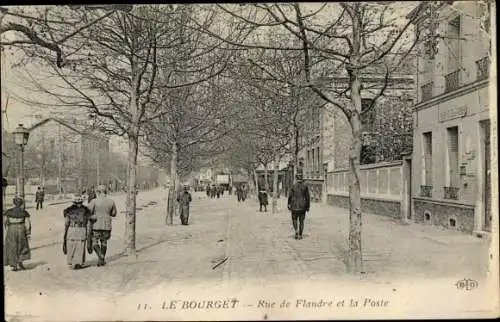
[253,168,259,199]
[264,163,269,192]
[167,142,177,225]
[272,155,279,214]
[124,134,139,256]
[347,72,363,273]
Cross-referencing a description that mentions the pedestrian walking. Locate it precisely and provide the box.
[287,174,310,240]
[3,196,31,271]
[63,195,93,270]
[35,186,45,210]
[236,185,243,202]
[216,185,221,199]
[258,189,268,212]
[242,184,248,202]
[87,185,117,266]
[206,185,211,198]
[177,185,192,225]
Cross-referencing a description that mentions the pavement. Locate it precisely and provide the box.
[4,189,494,320]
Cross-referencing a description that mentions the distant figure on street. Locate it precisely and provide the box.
[258,189,268,212]
[87,185,117,266]
[236,185,243,202]
[87,187,97,203]
[287,174,310,240]
[177,185,192,225]
[3,196,31,271]
[35,186,45,210]
[63,195,93,269]
[216,185,221,199]
[206,185,211,198]
[211,184,216,198]
[228,185,233,195]
[242,184,248,202]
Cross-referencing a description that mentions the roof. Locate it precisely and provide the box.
[28,117,107,141]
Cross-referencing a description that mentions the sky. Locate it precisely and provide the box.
[1,3,419,132]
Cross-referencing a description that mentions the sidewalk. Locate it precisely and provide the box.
[5,191,491,291]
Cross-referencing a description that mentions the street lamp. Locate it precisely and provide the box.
[13,123,30,202]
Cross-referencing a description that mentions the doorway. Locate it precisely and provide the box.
[481,120,491,232]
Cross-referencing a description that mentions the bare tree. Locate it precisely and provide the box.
[0,5,131,67]
[200,2,427,272]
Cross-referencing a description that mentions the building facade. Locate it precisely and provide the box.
[410,1,493,234]
[299,59,416,203]
[26,118,109,194]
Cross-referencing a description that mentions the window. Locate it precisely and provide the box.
[316,147,320,172]
[307,150,311,170]
[423,132,433,185]
[361,98,375,132]
[446,16,461,73]
[446,126,459,188]
[311,149,315,171]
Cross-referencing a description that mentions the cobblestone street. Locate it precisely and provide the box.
[5,188,494,320]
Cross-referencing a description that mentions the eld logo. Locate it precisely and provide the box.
[455,278,479,291]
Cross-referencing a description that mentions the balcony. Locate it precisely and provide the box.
[476,57,489,80]
[421,82,433,101]
[444,186,460,200]
[420,185,433,198]
[445,70,460,93]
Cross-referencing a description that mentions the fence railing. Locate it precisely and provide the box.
[420,185,433,198]
[327,161,403,201]
[444,186,460,200]
[421,82,434,101]
[445,70,460,93]
[476,57,489,80]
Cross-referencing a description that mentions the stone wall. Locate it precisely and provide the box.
[326,194,401,218]
[413,198,475,233]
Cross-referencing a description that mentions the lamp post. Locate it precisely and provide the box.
[13,124,30,202]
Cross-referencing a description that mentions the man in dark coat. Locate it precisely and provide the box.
[258,188,268,212]
[35,186,45,210]
[287,174,310,240]
[236,185,243,202]
[177,185,192,225]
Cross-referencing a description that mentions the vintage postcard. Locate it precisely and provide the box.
[2,2,498,321]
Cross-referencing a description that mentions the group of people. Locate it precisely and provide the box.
[4,173,311,273]
[64,185,117,268]
[235,184,248,202]
[206,184,225,199]
[255,174,310,240]
[3,185,118,271]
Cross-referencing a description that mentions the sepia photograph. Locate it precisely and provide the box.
[1,2,498,321]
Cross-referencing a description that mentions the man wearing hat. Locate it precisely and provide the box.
[87,185,117,266]
[63,195,93,269]
[287,173,310,240]
[177,184,192,225]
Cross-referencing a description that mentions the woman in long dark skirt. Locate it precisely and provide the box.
[3,197,31,271]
